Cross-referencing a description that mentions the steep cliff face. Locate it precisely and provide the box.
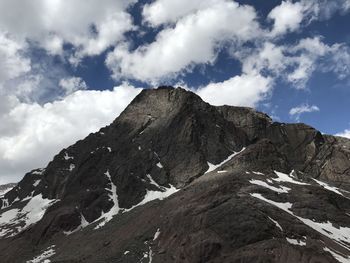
[1,87,350,263]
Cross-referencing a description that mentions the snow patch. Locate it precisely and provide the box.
[312,179,346,197]
[69,164,75,172]
[63,213,89,235]
[249,179,291,193]
[268,216,283,231]
[273,171,309,185]
[94,170,120,229]
[0,194,58,237]
[125,184,178,213]
[206,148,245,174]
[63,152,73,160]
[286,237,306,246]
[33,180,41,187]
[323,247,350,263]
[251,193,350,250]
[156,162,163,169]
[27,245,55,263]
[146,174,165,190]
[153,228,160,240]
[1,198,9,209]
[31,168,45,175]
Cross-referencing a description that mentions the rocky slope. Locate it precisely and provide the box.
[0,183,16,197]
[1,87,350,262]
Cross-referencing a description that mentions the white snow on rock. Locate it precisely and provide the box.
[0,198,9,209]
[63,213,89,235]
[33,180,41,187]
[153,228,161,241]
[251,193,350,250]
[107,147,112,152]
[69,164,75,172]
[94,170,120,229]
[268,216,283,231]
[0,194,58,237]
[312,179,346,197]
[217,170,228,173]
[286,237,306,246]
[273,171,309,185]
[156,162,163,169]
[205,147,246,174]
[31,168,45,175]
[125,175,178,213]
[148,246,153,263]
[323,247,350,263]
[63,152,73,160]
[249,179,291,193]
[146,174,164,190]
[27,245,56,263]
[252,171,264,175]
[127,185,178,212]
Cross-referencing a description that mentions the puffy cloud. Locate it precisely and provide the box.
[59,77,88,96]
[305,0,350,20]
[237,37,350,89]
[289,103,320,121]
[0,32,31,86]
[142,0,218,26]
[268,0,350,37]
[196,74,272,107]
[107,0,261,82]
[0,83,142,184]
[268,1,305,36]
[336,129,350,139]
[0,0,135,57]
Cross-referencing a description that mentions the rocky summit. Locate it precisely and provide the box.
[1,87,350,263]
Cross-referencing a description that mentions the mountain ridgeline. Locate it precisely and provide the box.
[1,87,350,263]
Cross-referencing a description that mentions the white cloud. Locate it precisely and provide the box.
[142,0,217,26]
[0,83,142,184]
[336,129,350,139]
[268,1,305,36]
[305,0,350,20]
[268,0,350,37]
[0,0,135,58]
[59,77,88,96]
[107,0,261,82]
[289,103,320,121]
[237,37,350,89]
[0,32,31,86]
[196,73,272,107]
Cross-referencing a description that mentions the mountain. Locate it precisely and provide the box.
[1,86,350,263]
[0,183,16,197]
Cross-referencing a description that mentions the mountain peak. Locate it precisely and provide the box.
[1,86,350,262]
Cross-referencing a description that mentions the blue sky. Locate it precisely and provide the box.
[0,0,349,183]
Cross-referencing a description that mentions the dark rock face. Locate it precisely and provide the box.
[1,86,350,263]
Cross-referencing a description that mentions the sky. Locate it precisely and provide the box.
[0,0,350,184]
